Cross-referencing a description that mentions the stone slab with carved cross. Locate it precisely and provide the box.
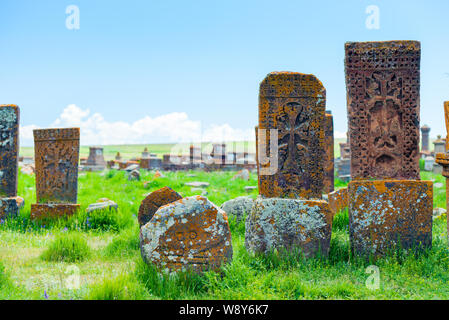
[257,72,326,199]
[345,41,433,257]
[30,128,80,221]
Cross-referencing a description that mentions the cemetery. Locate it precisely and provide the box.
[1,39,449,300]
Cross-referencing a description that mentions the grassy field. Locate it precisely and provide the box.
[0,168,448,300]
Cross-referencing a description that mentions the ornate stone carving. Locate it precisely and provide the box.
[258,72,326,199]
[345,41,421,180]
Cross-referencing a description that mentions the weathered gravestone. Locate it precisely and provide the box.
[324,110,334,193]
[0,105,24,219]
[140,195,232,273]
[138,186,182,227]
[85,146,106,171]
[345,41,432,257]
[246,72,333,257]
[435,101,449,243]
[30,128,81,221]
[420,125,431,157]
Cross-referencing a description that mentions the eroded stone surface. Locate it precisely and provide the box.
[324,111,334,193]
[345,41,421,180]
[258,72,326,199]
[245,197,333,257]
[348,180,432,257]
[30,203,80,221]
[140,195,233,273]
[0,196,24,220]
[327,188,348,216]
[0,105,19,198]
[220,196,254,222]
[138,186,182,226]
[33,128,80,203]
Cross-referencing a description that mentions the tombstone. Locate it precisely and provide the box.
[142,147,150,159]
[424,156,435,171]
[339,133,351,160]
[0,105,23,219]
[257,72,326,199]
[85,146,106,171]
[140,158,150,170]
[138,186,182,227]
[246,72,333,257]
[434,135,446,154]
[420,125,431,157]
[435,102,449,243]
[345,41,432,257]
[210,143,226,165]
[140,195,232,273]
[30,128,81,221]
[324,110,334,193]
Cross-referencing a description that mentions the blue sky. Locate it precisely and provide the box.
[1,0,449,146]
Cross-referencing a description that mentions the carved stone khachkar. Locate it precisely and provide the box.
[257,72,326,199]
[345,41,432,257]
[246,72,333,258]
[324,110,334,194]
[435,101,449,242]
[0,105,24,219]
[31,128,81,221]
[84,146,106,171]
[346,41,421,180]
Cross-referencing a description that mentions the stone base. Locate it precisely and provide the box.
[327,188,348,216]
[0,196,25,219]
[245,198,333,258]
[30,203,80,221]
[348,180,433,257]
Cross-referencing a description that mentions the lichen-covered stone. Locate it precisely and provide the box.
[140,195,232,273]
[327,188,348,216]
[348,180,432,257]
[0,196,24,220]
[245,197,333,257]
[257,72,326,199]
[0,105,19,198]
[220,196,254,222]
[324,111,334,194]
[138,186,182,227]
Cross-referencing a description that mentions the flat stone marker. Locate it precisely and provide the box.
[345,41,432,256]
[138,186,182,227]
[258,72,326,199]
[0,105,22,219]
[140,195,232,273]
[31,128,80,221]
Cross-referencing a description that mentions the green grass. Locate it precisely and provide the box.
[41,233,91,263]
[1,167,449,300]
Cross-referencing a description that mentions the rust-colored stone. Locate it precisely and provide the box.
[33,128,80,203]
[138,186,182,226]
[31,128,80,221]
[345,41,421,180]
[348,180,432,257]
[30,203,80,222]
[324,111,334,193]
[0,105,19,198]
[445,101,449,151]
[140,195,232,273]
[327,187,348,216]
[140,158,150,169]
[257,72,326,199]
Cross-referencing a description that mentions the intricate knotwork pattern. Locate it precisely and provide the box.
[0,105,19,197]
[345,41,420,180]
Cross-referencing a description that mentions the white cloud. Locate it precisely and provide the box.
[334,130,347,139]
[20,104,255,146]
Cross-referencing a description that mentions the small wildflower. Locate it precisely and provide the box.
[44,290,49,299]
